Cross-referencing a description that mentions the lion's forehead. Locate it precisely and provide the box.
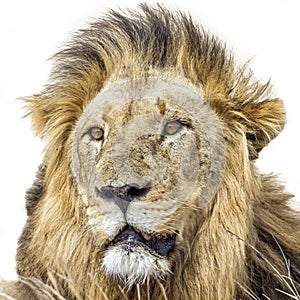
[77,77,207,128]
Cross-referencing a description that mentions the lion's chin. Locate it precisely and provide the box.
[102,244,172,287]
[101,226,175,286]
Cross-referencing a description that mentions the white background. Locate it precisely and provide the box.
[0,0,299,280]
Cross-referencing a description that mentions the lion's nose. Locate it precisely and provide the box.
[98,184,151,213]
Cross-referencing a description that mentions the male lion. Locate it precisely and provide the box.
[1,4,300,300]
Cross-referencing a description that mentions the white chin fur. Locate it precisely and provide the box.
[102,244,171,287]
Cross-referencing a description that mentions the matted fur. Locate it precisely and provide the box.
[1,4,300,300]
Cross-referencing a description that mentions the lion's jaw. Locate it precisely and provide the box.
[72,76,225,285]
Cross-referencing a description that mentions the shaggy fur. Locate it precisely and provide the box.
[1,4,300,300]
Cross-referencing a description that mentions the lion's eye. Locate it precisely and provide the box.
[164,120,182,135]
[88,127,104,141]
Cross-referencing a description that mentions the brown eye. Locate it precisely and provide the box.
[164,120,182,135]
[89,127,104,141]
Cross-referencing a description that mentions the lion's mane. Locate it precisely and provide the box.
[1,4,300,300]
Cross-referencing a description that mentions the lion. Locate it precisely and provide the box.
[1,4,300,300]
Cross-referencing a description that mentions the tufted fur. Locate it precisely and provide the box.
[1,4,300,300]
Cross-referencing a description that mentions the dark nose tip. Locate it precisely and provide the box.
[100,184,150,202]
[97,184,151,213]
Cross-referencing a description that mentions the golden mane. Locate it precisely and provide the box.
[0,4,299,300]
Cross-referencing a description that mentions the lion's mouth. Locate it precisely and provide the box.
[107,226,176,256]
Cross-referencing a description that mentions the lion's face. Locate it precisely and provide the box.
[72,76,225,285]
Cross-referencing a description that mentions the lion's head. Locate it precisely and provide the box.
[71,75,225,285]
[5,4,298,300]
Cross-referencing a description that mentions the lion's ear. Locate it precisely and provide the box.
[22,92,80,142]
[22,94,53,138]
[241,99,286,160]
